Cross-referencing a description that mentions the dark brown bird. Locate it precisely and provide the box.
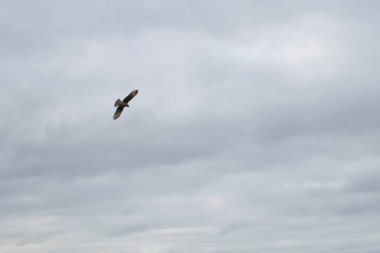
[113,90,139,120]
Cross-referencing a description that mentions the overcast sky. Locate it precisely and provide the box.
[1,1,380,252]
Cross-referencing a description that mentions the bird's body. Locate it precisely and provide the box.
[113,90,139,120]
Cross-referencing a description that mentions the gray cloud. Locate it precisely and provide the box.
[1,1,380,252]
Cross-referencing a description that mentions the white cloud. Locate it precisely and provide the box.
[1,1,380,253]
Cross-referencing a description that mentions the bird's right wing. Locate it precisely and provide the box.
[113,106,124,120]
[122,90,139,103]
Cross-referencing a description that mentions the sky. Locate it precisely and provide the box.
[1,1,380,252]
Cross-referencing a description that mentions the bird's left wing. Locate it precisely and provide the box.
[113,106,124,120]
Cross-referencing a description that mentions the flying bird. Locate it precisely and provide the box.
[113,90,139,120]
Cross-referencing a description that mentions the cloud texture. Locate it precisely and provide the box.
[1,1,380,252]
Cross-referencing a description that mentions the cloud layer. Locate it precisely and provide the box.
[1,1,380,252]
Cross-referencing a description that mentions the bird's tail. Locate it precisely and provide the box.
[114,99,121,107]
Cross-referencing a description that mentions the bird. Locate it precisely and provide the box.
[113,90,139,120]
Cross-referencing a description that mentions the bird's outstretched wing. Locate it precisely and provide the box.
[113,106,124,120]
[122,90,139,103]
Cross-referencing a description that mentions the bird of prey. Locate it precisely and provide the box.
[113,90,139,120]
